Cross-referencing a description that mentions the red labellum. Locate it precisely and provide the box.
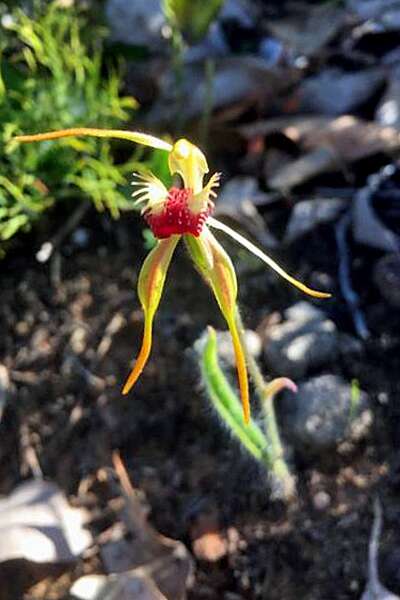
[145,187,212,239]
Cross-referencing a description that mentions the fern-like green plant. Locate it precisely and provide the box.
[0,1,139,253]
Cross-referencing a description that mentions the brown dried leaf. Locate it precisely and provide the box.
[108,453,194,600]
[267,116,400,191]
[303,116,400,160]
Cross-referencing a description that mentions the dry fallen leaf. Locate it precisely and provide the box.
[268,147,334,192]
[303,116,400,159]
[238,115,332,143]
[0,480,92,564]
[298,68,385,116]
[265,116,400,191]
[215,177,278,248]
[102,453,194,600]
[284,198,346,244]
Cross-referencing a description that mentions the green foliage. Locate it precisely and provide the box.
[0,1,139,251]
[142,228,157,251]
[350,378,361,422]
[163,0,225,44]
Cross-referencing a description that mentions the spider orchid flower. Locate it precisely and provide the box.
[13,128,330,423]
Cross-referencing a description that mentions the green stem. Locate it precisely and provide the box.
[170,27,185,136]
[235,311,296,500]
[200,57,215,150]
[201,327,268,461]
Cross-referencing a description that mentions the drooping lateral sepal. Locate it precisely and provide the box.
[185,228,250,423]
[208,216,331,299]
[122,235,180,394]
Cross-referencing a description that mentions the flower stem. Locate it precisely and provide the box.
[235,312,296,500]
[201,327,267,461]
[170,27,186,135]
[200,57,215,150]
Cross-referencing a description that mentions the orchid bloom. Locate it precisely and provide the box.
[13,128,330,423]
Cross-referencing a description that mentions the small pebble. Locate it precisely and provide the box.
[264,301,338,378]
[313,490,331,511]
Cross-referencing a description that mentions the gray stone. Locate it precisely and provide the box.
[338,333,364,359]
[145,55,297,127]
[298,68,385,116]
[348,0,400,29]
[105,0,166,49]
[264,302,338,379]
[312,490,331,511]
[284,301,326,324]
[374,254,400,308]
[194,328,262,370]
[282,374,372,454]
[376,71,400,130]
[220,0,259,27]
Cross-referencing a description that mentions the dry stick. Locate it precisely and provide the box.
[112,451,150,542]
[362,498,400,600]
[335,212,370,340]
[36,199,91,263]
[369,498,383,596]
[20,422,43,480]
[0,365,11,422]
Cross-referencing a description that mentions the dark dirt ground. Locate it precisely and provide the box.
[1,181,400,599]
[3,0,400,595]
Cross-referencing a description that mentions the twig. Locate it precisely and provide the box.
[0,365,11,422]
[200,57,215,150]
[20,422,43,480]
[335,212,370,340]
[361,498,400,600]
[36,199,91,263]
[369,498,383,594]
[112,451,152,543]
[96,312,126,361]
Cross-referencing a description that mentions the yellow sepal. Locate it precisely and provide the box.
[13,127,172,152]
[185,228,250,423]
[122,235,180,395]
[208,217,331,299]
[168,139,209,194]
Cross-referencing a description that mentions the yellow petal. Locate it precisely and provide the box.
[168,138,208,193]
[13,127,173,152]
[185,228,250,423]
[122,235,180,395]
[208,216,331,299]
